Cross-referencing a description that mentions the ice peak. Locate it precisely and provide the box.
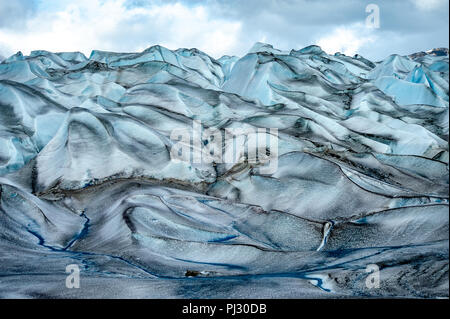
[248,42,284,55]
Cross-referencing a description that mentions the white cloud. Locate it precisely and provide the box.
[0,41,12,59]
[0,0,447,61]
[0,0,242,58]
[316,23,377,57]
[411,0,447,11]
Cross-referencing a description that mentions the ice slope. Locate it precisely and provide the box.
[0,43,448,298]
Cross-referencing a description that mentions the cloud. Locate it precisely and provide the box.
[411,0,447,11]
[193,0,448,59]
[0,0,37,29]
[110,2,242,57]
[316,23,377,56]
[0,41,13,59]
[0,0,241,58]
[0,0,447,61]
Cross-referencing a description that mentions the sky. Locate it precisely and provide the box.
[0,0,448,61]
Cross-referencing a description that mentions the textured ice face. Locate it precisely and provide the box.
[0,43,448,298]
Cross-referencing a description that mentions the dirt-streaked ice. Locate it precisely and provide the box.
[0,43,448,298]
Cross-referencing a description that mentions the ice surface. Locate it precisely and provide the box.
[0,44,448,298]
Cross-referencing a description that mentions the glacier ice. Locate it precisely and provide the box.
[0,43,448,298]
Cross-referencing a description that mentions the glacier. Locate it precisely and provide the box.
[0,43,448,298]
